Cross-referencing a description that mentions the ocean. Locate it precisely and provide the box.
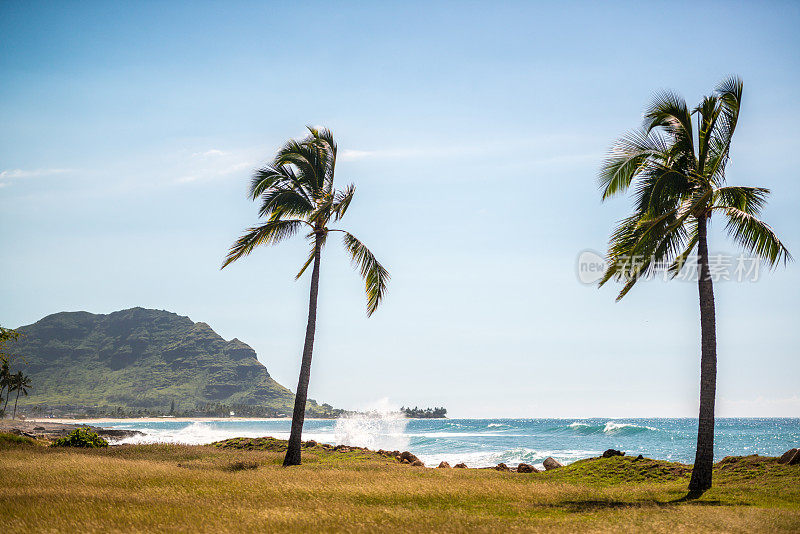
[98,416,800,469]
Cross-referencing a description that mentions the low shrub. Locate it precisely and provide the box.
[51,427,108,448]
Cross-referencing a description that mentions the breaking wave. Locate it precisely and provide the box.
[564,421,658,436]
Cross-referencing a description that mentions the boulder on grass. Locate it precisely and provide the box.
[778,448,798,465]
[305,440,317,448]
[602,449,625,458]
[495,463,510,471]
[400,451,420,463]
[410,460,425,467]
[437,461,451,468]
[453,463,468,469]
[542,457,563,470]
[517,463,538,473]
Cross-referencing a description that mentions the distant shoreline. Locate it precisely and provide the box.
[24,416,299,424]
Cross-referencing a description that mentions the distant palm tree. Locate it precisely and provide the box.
[598,77,791,494]
[0,360,10,417]
[222,127,389,466]
[11,372,32,419]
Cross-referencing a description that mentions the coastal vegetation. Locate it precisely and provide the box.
[0,326,31,419]
[598,77,791,494]
[401,406,447,418]
[222,127,389,466]
[1,434,798,532]
[50,427,108,448]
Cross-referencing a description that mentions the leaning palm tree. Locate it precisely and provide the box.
[222,127,389,466]
[598,77,791,494]
[11,372,32,419]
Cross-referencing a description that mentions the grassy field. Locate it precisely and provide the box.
[1,433,798,533]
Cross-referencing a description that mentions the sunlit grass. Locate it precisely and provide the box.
[1,436,798,533]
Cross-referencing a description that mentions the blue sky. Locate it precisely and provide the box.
[2,1,798,417]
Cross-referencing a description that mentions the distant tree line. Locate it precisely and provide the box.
[15,401,344,419]
[401,406,447,418]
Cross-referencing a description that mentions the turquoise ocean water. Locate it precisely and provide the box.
[98,417,800,469]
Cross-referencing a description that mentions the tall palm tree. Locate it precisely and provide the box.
[11,372,32,419]
[222,127,389,466]
[598,77,791,494]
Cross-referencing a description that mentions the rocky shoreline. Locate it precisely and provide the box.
[0,420,143,441]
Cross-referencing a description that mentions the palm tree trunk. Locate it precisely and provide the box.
[688,214,717,494]
[283,233,323,466]
[13,388,20,419]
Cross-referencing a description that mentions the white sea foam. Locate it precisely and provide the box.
[333,398,410,451]
[415,448,598,469]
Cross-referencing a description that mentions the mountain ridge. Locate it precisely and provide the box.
[7,307,337,418]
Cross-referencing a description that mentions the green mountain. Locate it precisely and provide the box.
[7,308,337,418]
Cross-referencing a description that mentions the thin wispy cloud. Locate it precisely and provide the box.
[0,168,71,180]
[177,148,257,185]
[0,168,72,187]
[191,149,229,158]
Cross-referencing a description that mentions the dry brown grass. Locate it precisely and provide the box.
[0,439,798,533]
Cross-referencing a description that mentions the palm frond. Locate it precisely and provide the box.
[332,184,355,220]
[694,95,721,175]
[258,188,314,220]
[341,232,389,316]
[667,220,698,277]
[705,77,743,185]
[250,165,310,202]
[307,126,337,193]
[721,207,792,267]
[222,219,305,269]
[644,90,695,161]
[713,186,769,216]
[274,139,324,193]
[599,128,669,200]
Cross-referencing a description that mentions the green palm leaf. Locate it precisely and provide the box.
[341,231,389,316]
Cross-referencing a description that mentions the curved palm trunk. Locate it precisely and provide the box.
[283,234,322,466]
[689,215,717,493]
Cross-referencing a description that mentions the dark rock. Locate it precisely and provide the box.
[517,463,538,473]
[636,454,644,460]
[790,451,800,466]
[305,440,317,448]
[437,461,451,468]
[410,460,425,467]
[495,463,510,471]
[401,458,410,464]
[96,428,144,439]
[33,426,45,431]
[778,448,798,464]
[602,449,625,458]
[453,463,468,469]
[542,457,563,470]
[399,451,420,463]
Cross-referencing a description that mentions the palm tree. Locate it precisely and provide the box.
[0,360,10,417]
[11,372,32,419]
[222,127,389,466]
[598,77,791,494]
